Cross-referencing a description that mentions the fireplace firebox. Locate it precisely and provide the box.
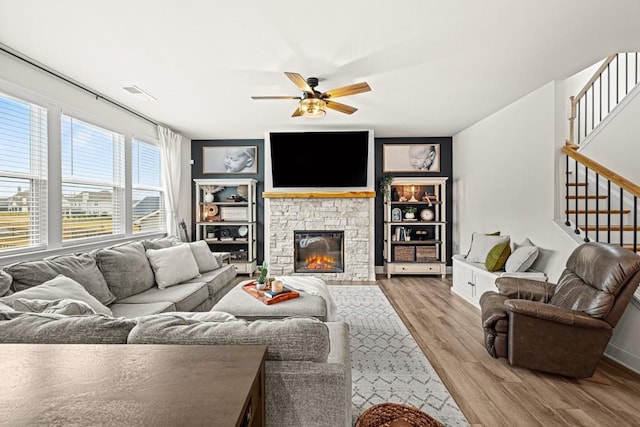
[294,230,344,273]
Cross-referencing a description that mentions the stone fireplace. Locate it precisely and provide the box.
[264,193,376,281]
[294,230,344,273]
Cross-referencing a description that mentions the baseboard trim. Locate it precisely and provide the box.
[605,343,640,375]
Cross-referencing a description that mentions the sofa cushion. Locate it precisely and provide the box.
[5,253,115,306]
[466,232,510,263]
[13,298,96,315]
[146,244,200,289]
[0,312,136,344]
[189,240,220,273]
[193,264,237,299]
[0,270,12,297]
[118,281,209,312]
[95,241,156,300]
[128,316,330,362]
[0,275,112,316]
[109,301,176,318]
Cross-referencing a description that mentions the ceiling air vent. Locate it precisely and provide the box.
[122,85,156,101]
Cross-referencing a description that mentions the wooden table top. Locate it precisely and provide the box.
[0,344,267,426]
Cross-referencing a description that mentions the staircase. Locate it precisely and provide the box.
[563,53,640,253]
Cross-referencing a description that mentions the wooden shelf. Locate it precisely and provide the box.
[263,191,375,199]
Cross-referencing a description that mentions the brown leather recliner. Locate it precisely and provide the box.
[479,242,640,378]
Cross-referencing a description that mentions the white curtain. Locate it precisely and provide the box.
[157,125,183,237]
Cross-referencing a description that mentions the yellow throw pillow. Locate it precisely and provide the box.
[485,241,511,272]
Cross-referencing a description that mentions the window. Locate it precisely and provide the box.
[132,139,164,233]
[0,93,47,251]
[61,115,124,242]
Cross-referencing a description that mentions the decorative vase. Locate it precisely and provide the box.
[404,212,415,220]
[256,281,266,291]
[203,192,214,203]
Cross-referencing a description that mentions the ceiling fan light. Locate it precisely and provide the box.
[300,98,326,117]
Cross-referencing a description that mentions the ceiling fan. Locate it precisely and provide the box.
[251,72,371,117]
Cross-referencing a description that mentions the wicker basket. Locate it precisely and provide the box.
[416,246,437,262]
[394,246,415,262]
[355,403,445,427]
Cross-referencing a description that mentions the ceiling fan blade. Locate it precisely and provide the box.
[326,100,358,115]
[323,82,371,99]
[285,72,313,93]
[291,107,303,117]
[251,96,301,100]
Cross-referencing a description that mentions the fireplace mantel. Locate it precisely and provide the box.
[263,191,375,199]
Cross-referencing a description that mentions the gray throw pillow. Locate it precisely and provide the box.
[0,270,12,297]
[95,241,156,300]
[44,253,116,305]
[13,298,96,315]
[5,254,115,306]
[505,239,539,273]
[0,312,136,344]
[142,236,181,251]
[189,240,220,273]
[0,275,112,316]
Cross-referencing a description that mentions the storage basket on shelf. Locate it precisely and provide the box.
[393,246,415,262]
[415,246,437,262]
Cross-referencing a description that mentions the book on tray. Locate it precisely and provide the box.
[263,287,293,299]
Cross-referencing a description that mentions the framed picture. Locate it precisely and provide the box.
[203,146,258,174]
[382,144,440,173]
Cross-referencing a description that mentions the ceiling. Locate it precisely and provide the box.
[1,0,640,140]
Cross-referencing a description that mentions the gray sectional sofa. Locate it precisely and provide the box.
[0,236,352,427]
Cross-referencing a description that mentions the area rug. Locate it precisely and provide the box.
[328,285,469,427]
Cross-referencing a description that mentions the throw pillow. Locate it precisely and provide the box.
[142,236,182,251]
[505,241,539,273]
[5,254,116,306]
[0,275,112,316]
[13,298,97,315]
[0,270,12,297]
[485,241,512,272]
[146,244,200,289]
[95,241,156,301]
[466,232,510,263]
[189,240,220,273]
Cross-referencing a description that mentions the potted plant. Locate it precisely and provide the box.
[404,206,417,220]
[379,173,395,202]
[256,260,268,290]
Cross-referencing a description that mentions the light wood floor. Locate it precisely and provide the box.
[378,275,640,427]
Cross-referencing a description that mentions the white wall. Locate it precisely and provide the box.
[0,50,192,242]
[453,82,575,282]
[454,77,640,374]
[579,85,640,183]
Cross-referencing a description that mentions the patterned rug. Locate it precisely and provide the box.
[328,285,469,427]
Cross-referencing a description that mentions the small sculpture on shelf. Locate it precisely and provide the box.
[201,185,224,203]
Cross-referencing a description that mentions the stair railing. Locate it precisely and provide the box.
[563,144,639,252]
[568,53,639,145]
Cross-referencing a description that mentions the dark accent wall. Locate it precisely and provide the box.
[191,139,265,263]
[191,135,453,267]
[374,137,453,266]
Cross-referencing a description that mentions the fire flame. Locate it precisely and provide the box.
[304,254,337,270]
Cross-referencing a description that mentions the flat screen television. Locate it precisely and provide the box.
[269,131,369,188]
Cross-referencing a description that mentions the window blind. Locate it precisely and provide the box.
[132,139,164,233]
[0,93,47,252]
[61,115,124,242]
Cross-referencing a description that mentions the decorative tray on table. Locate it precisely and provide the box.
[242,281,300,305]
